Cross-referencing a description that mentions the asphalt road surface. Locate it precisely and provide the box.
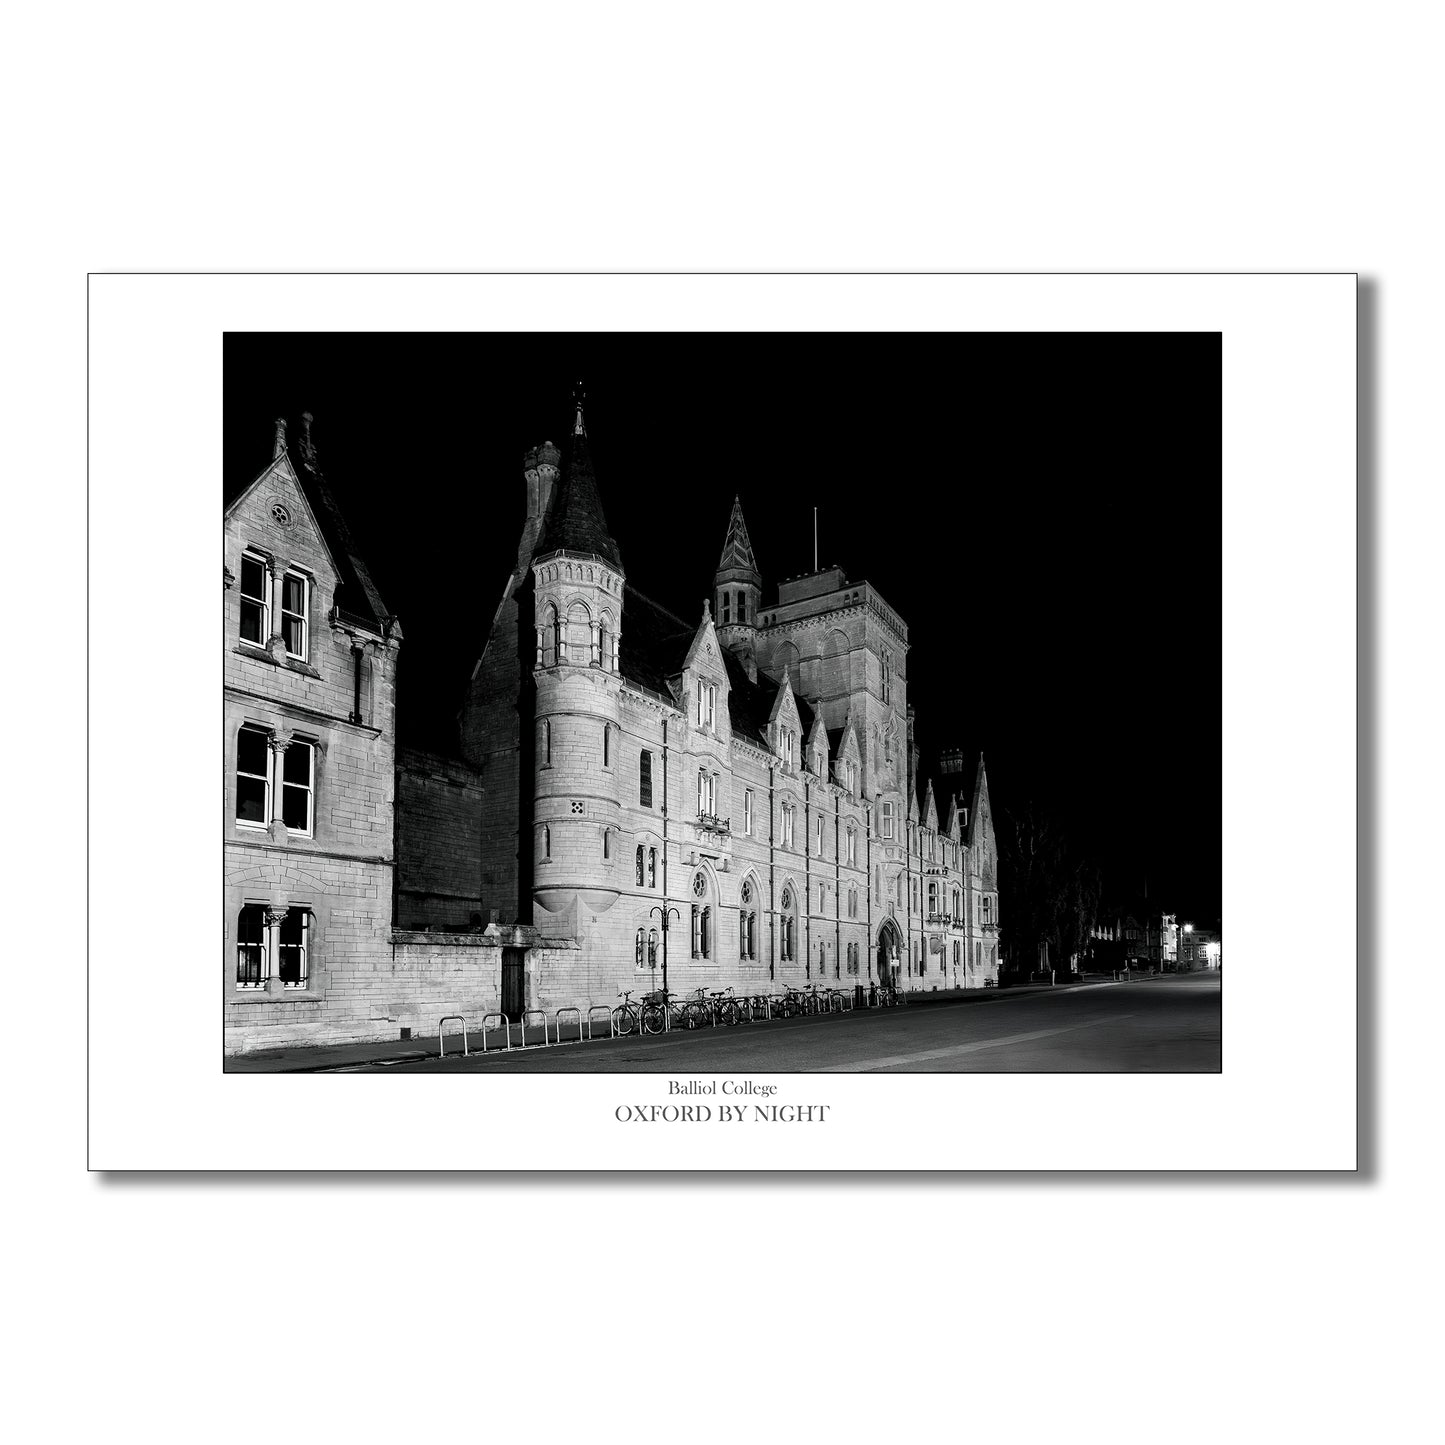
[337,973,1220,1073]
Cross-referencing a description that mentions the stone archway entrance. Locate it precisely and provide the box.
[876,918,902,985]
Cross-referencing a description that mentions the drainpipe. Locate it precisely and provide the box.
[803,775,811,980]
[834,787,842,981]
[661,716,669,999]
[768,760,776,981]
[866,796,874,981]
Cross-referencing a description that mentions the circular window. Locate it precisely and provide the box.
[781,887,793,911]
[269,500,292,526]
[692,872,707,898]
[741,880,752,905]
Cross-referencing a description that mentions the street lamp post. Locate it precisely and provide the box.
[650,904,680,1001]
[1181,921,1193,973]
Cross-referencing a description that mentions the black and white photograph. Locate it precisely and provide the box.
[220,332,1222,1076]
[22,2,1441,1438]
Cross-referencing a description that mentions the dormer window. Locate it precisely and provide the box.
[696,681,717,730]
[281,572,309,660]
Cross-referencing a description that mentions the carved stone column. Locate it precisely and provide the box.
[268,558,289,661]
[264,907,289,996]
[267,734,292,842]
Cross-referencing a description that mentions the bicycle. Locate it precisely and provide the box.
[709,987,742,1026]
[639,989,668,1035]
[776,986,804,1018]
[683,988,713,1029]
[613,989,642,1036]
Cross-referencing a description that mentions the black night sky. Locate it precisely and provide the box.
[224,333,1221,924]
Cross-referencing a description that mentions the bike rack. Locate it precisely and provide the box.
[438,1015,469,1058]
[481,1011,511,1051]
[520,1008,551,1047]
[586,1004,614,1040]
[555,1006,582,1043]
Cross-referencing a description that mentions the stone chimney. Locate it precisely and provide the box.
[272,417,287,460]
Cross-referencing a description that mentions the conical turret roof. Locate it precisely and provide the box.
[535,400,623,571]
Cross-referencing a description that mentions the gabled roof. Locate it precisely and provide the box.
[966,754,991,846]
[920,778,938,831]
[224,417,392,636]
[717,652,815,750]
[617,585,694,701]
[721,649,775,746]
[535,430,623,571]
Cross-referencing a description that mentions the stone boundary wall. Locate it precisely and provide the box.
[395,746,486,929]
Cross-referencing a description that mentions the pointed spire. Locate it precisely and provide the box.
[572,379,587,437]
[716,495,760,578]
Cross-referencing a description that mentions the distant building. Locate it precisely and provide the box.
[1179,925,1221,969]
[1091,906,1176,970]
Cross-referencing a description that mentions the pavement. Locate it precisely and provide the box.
[225,970,1219,1073]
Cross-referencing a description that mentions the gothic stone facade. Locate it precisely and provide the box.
[223,418,404,1053]
[455,405,1000,1015]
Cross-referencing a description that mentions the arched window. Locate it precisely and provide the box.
[639,750,653,808]
[635,845,645,887]
[648,847,656,888]
[847,826,857,865]
[542,604,559,666]
[602,724,610,767]
[780,885,795,962]
[647,930,658,967]
[542,825,551,859]
[635,928,645,968]
[540,719,551,766]
[690,870,711,959]
[567,603,590,662]
[603,829,611,860]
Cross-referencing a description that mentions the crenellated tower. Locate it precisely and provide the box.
[713,496,763,681]
[529,388,627,932]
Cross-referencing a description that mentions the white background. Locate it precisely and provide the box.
[90,272,1353,1171]
[8,3,1439,1443]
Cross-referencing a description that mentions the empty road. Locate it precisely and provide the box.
[330,973,1221,1073]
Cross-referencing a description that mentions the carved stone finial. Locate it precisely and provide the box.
[273,417,287,460]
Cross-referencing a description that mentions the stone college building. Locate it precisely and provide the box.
[223,399,1000,1053]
